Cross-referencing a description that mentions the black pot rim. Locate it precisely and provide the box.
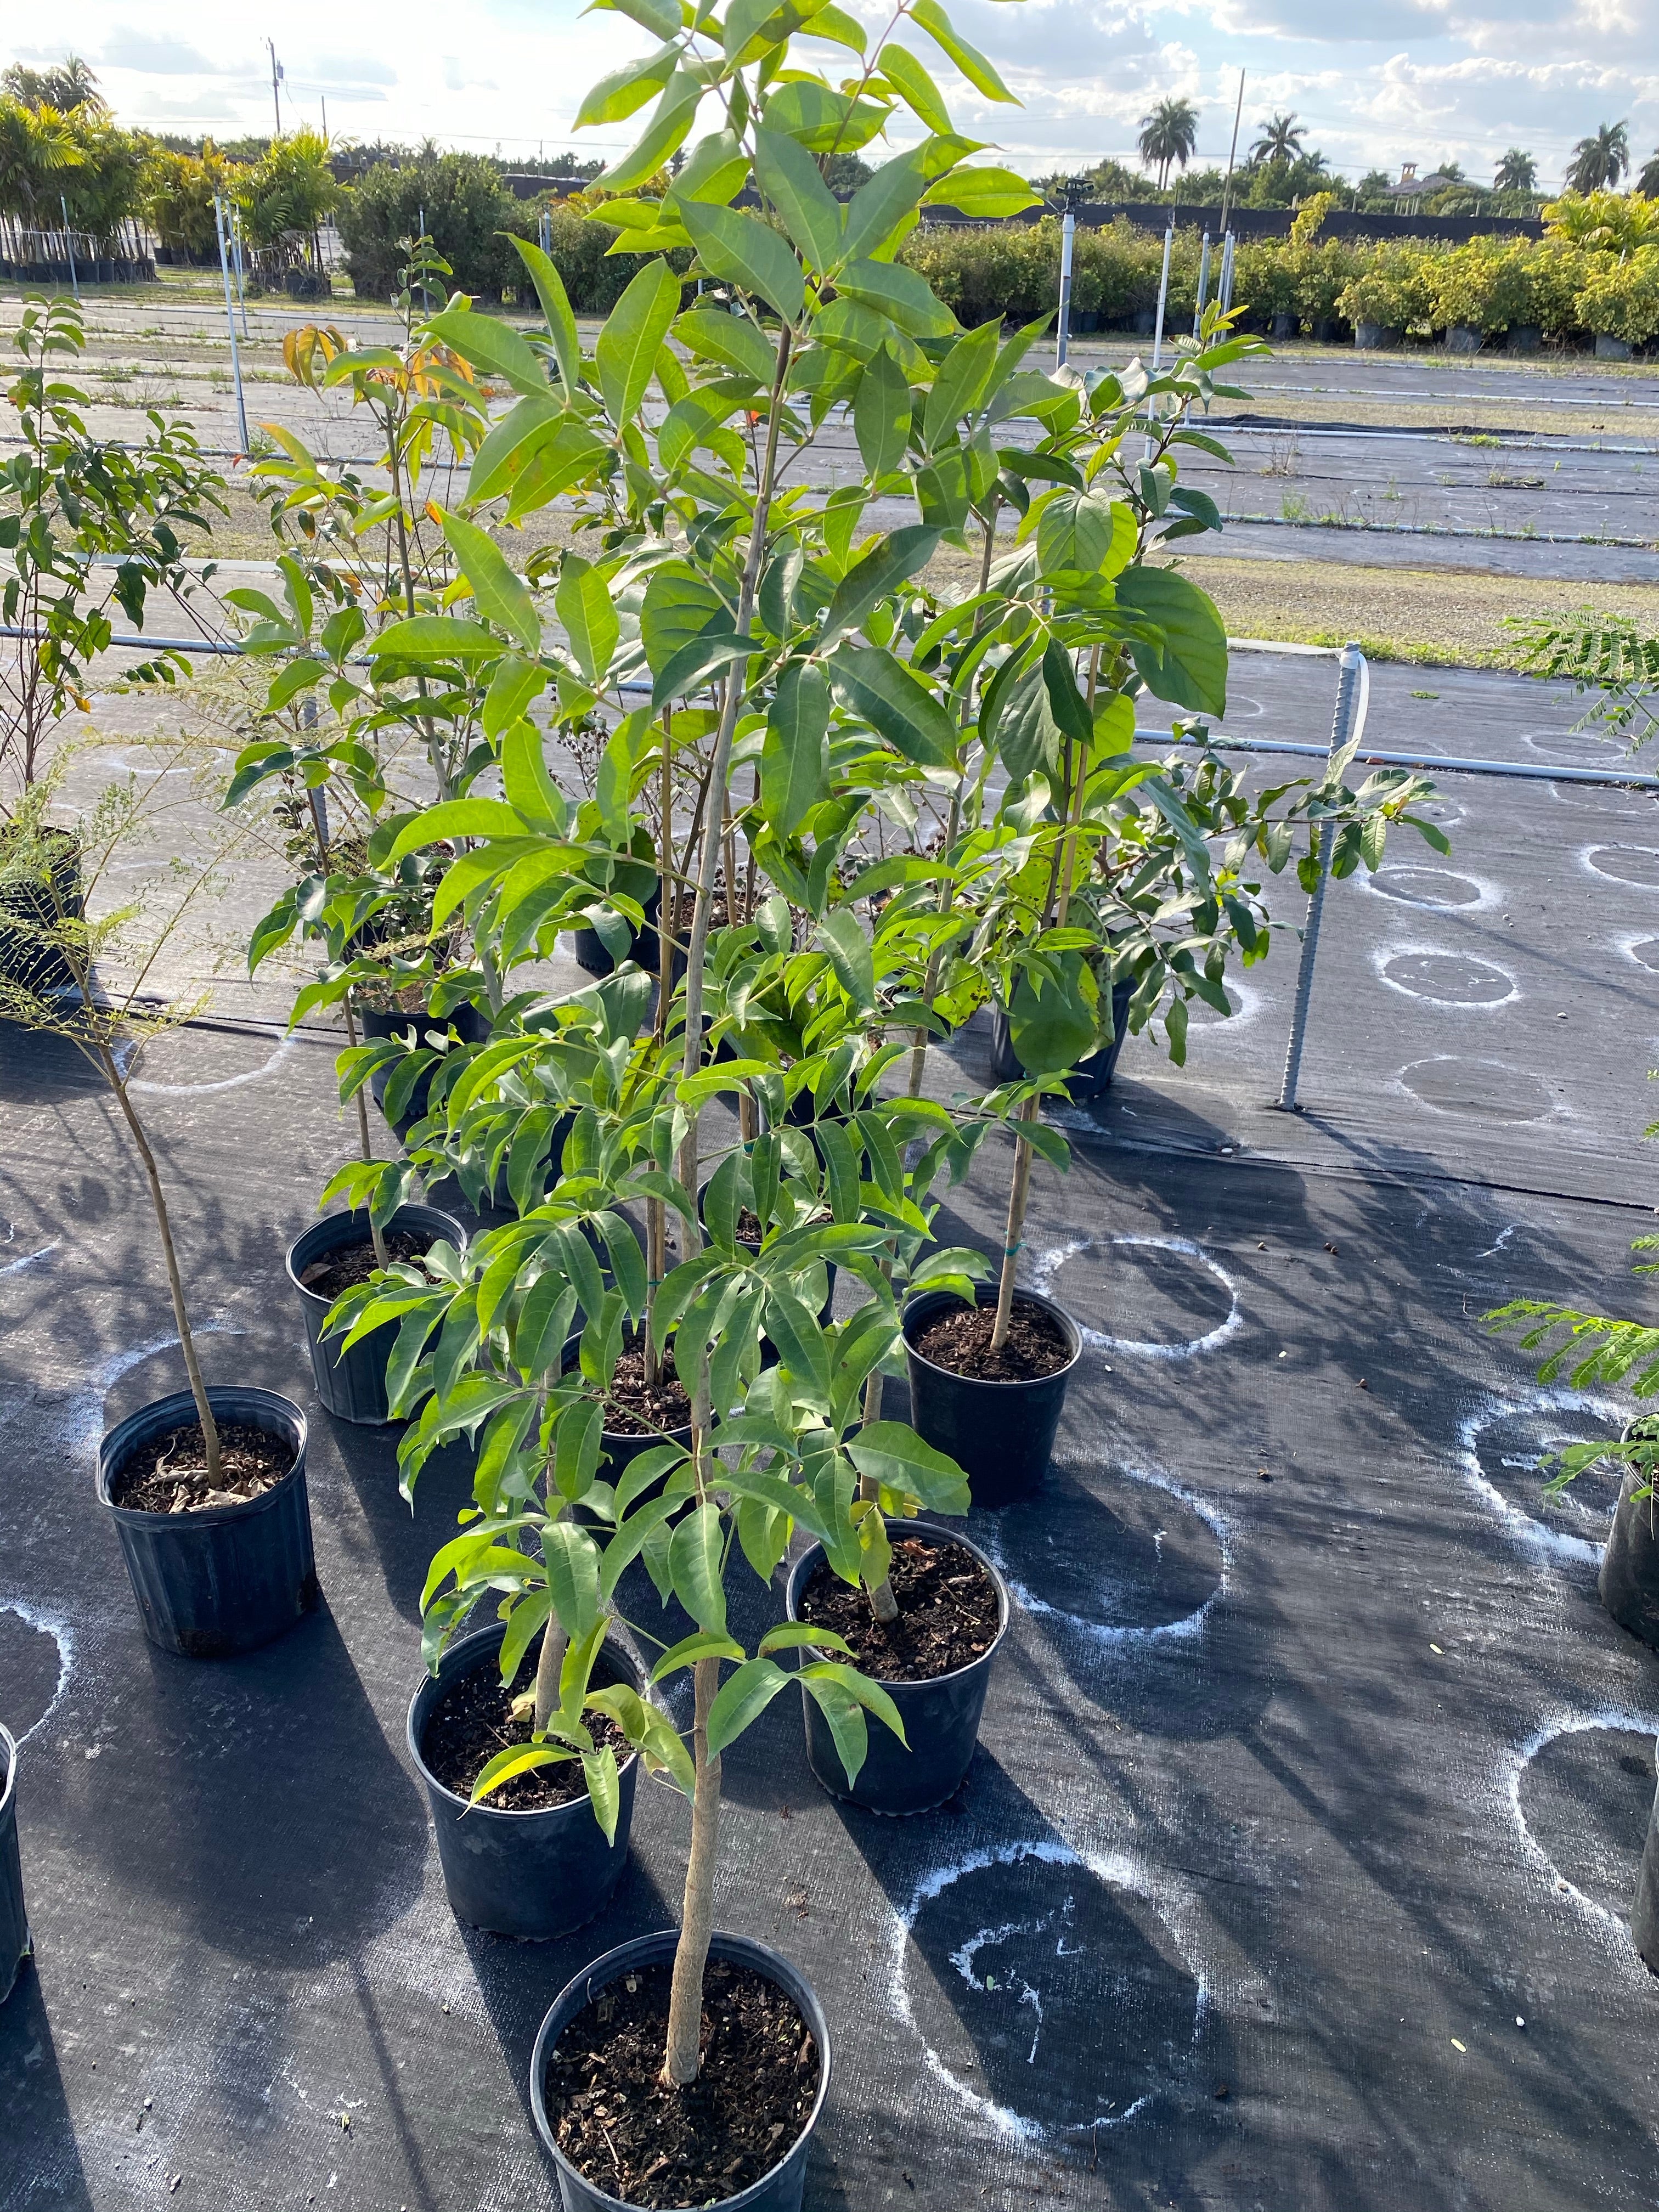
[407,1617,644,1820]
[901,1283,1084,1391]
[285,1201,466,1313]
[97,1386,308,1525]
[528,1927,833,2210]
[785,1515,1011,1690]
[0,1722,15,1820]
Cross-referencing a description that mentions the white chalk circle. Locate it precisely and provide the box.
[983,1462,1229,1651]
[1397,1057,1556,1124]
[1375,947,1517,1008]
[1506,1710,1659,1951]
[1581,844,1659,890]
[1620,934,1659,974]
[889,1841,1205,2143]
[1025,1235,1241,1361]
[1184,978,1261,1031]
[1522,730,1620,766]
[1458,1389,1626,1566]
[1550,779,1646,815]
[129,1028,294,1097]
[1364,866,1497,912]
[0,1600,73,1746]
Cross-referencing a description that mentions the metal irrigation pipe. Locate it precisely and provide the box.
[1131,724,1659,789]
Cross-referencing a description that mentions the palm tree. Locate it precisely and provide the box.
[1639,149,1659,200]
[1565,120,1629,193]
[0,99,83,245]
[1,55,106,115]
[1136,97,1199,191]
[1494,148,1537,192]
[1250,111,1307,166]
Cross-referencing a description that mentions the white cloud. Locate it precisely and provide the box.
[99,29,218,74]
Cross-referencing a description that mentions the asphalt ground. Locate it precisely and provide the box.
[4,651,1659,2209]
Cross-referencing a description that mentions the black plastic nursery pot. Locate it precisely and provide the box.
[408,1621,642,1941]
[988,977,1135,1102]
[1600,1421,1659,1650]
[0,826,83,996]
[286,1203,466,1425]
[1633,1779,1659,1975]
[529,1928,832,2212]
[359,1000,490,1139]
[0,1725,28,2007]
[902,1285,1083,1510]
[98,1387,317,1659]
[572,883,662,979]
[785,1517,1009,1816]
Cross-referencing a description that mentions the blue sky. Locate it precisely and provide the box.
[8,1,1657,187]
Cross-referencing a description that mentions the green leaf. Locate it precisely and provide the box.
[758,1621,854,1657]
[438,508,539,654]
[367,616,502,661]
[650,1630,746,1681]
[596,257,685,429]
[425,307,552,398]
[705,1656,793,1760]
[828,644,959,767]
[575,42,678,127]
[470,1740,577,1804]
[840,140,963,266]
[820,523,939,652]
[673,308,776,382]
[723,0,834,60]
[910,0,1017,101]
[754,126,843,275]
[1010,950,1097,1077]
[1036,488,1136,579]
[669,1502,728,1634]
[923,165,1039,218]
[652,630,753,710]
[541,1518,605,1640]
[853,343,912,476]
[763,82,877,153]
[680,201,805,325]
[641,564,733,671]
[800,1673,867,1782]
[507,236,583,393]
[837,259,957,341]
[556,556,621,689]
[599,0,682,43]
[922,319,1001,450]
[878,44,951,133]
[762,661,831,836]
[1116,566,1228,718]
[673,129,752,206]
[798,1658,907,1745]
[386,798,530,859]
[601,68,703,195]
[845,1420,971,1514]
[816,907,876,1013]
[582,1746,622,1843]
[761,1285,831,1401]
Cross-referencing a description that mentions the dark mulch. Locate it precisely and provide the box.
[544,1956,820,2207]
[602,1340,693,1439]
[298,1227,433,1303]
[419,1640,630,1812]
[796,1536,1001,1681]
[113,1422,294,1515]
[912,1297,1073,1381]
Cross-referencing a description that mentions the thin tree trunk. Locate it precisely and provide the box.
[988,1093,1039,1354]
[103,1051,222,1480]
[308,787,388,1267]
[531,1507,569,1736]
[675,325,793,1217]
[662,1652,723,2085]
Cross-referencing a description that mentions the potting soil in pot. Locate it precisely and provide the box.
[297,1227,435,1302]
[796,1535,999,1680]
[912,1299,1071,1381]
[599,1340,692,1437]
[419,1643,629,1813]
[543,1955,820,2207]
[112,1422,295,1514]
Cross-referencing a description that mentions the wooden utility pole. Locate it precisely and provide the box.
[1218,70,1246,235]
[264,39,283,137]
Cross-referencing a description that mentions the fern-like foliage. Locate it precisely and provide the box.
[1506,611,1659,750]
[1486,1297,1659,1498]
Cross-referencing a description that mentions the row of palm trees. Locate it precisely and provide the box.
[1133,97,1659,202]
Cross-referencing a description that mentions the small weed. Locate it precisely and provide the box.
[1260,436,1302,478]
[1455,432,1503,447]
[1280,492,1314,523]
[1382,474,1403,501]
[1488,469,1545,488]
[1410,689,1440,699]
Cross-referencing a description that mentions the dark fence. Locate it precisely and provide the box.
[922,201,1544,243]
